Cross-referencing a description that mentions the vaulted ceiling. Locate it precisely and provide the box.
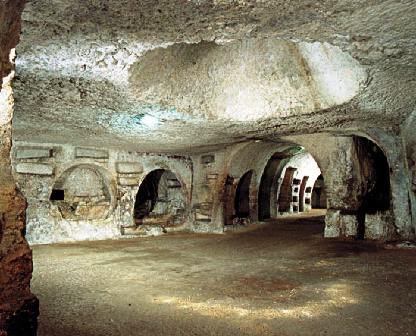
[12,0,416,153]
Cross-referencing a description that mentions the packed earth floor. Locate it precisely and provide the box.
[32,211,416,336]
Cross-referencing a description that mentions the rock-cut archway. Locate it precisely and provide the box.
[50,164,112,220]
[234,170,253,220]
[134,169,187,228]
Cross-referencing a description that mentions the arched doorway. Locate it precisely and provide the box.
[258,153,285,220]
[299,176,310,212]
[223,175,235,226]
[311,174,326,209]
[354,136,391,239]
[277,167,297,213]
[234,171,253,219]
[50,164,112,220]
[134,169,186,227]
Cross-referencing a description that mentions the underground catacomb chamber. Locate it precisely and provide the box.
[2,2,415,335]
[133,169,187,228]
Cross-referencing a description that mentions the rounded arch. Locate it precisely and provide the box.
[257,146,323,218]
[133,168,188,227]
[223,141,295,224]
[311,174,326,209]
[49,164,114,220]
[258,153,286,220]
[234,170,253,219]
[353,135,392,238]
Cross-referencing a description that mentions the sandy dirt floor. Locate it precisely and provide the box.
[31,211,416,336]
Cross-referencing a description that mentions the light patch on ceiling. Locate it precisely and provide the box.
[141,115,159,128]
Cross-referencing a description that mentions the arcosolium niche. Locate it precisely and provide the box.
[49,164,112,220]
[134,169,187,227]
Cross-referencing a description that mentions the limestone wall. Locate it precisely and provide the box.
[0,1,38,335]
[12,142,193,244]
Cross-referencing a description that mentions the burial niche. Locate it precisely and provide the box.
[50,165,112,220]
[134,169,186,227]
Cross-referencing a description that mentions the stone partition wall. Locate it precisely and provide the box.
[12,141,193,244]
[0,1,39,335]
[290,132,413,241]
[402,111,416,236]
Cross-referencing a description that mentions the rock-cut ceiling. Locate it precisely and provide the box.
[12,0,416,153]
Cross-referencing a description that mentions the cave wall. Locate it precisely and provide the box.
[402,111,416,236]
[12,141,192,244]
[11,132,414,246]
[0,1,39,335]
[282,132,413,240]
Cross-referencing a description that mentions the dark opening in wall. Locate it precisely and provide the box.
[134,169,186,227]
[293,178,301,185]
[299,176,309,212]
[354,136,392,239]
[312,175,326,209]
[223,175,235,225]
[50,189,64,201]
[201,154,215,164]
[234,170,253,219]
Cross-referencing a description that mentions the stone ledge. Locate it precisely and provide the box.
[75,147,109,159]
[117,176,140,186]
[116,162,143,174]
[15,163,54,176]
[15,147,52,160]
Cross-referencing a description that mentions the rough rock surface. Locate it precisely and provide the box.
[12,0,416,152]
[0,1,38,335]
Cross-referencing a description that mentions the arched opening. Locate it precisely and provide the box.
[277,167,297,213]
[299,176,310,212]
[234,170,253,219]
[134,169,186,227]
[223,175,235,226]
[258,148,324,219]
[258,153,286,220]
[354,136,391,239]
[50,164,112,220]
[311,175,326,209]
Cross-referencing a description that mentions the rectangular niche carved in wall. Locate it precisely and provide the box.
[50,189,65,201]
[201,154,215,164]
